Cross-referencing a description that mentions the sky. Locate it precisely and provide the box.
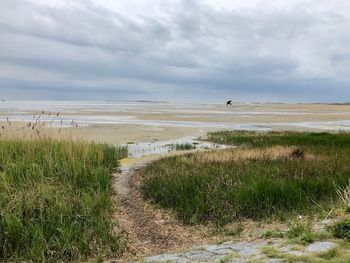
[0,0,349,103]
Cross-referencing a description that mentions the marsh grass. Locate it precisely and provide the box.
[207,130,350,151]
[0,134,127,261]
[141,131,350,225]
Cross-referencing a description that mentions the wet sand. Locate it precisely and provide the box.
[1,101,350,144]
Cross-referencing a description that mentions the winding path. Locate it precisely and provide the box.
[112,151,209,262]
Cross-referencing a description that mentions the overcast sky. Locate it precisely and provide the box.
[0,0,349,102]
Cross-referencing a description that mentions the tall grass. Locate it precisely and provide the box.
[207,130,350,150]
[0,138,127,262]
[141,131,350,225]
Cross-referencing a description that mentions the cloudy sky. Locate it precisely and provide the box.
[0,0,349,102]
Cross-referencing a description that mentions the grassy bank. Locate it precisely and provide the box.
[0,139,127,262]
[141,131,350,225]
[207,130,350,150]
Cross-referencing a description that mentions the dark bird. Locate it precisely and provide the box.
[226,100,232,106]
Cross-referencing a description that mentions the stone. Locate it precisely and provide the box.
[237,247,259,257]
[143,253,187,262]
[229,242,251,251]
[227,259,245,263]
[266,259,283,263]
[280,244,306,257]
[206,244,232,252]
[214,248,235,255]
[280,244,294,252]
[212,255,236,263]
[305,241,337,253]
[138,240,339,263]
[181,251,215,261]
[208,247,235,255]
[286,250,306,256]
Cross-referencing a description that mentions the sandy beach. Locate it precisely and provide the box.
[1,101,350,144]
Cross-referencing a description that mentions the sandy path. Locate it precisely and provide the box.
[112,152,209,262]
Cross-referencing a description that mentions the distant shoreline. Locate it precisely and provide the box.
[1,99,350,105]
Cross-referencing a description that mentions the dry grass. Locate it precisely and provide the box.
[336,179,350,211]
[193,146,317,165]
[0,111,81,141]
[0,122,77,141]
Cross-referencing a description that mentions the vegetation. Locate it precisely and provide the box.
[331,219,350,241]
[0,138,127,262]
[286,220,330,244]
[141,131,350,225]
[207,130,350,150]
[286,221,316,244]
[174,143,196,151]
[261,230,285,239]
[262,245,350,263]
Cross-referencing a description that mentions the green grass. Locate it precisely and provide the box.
[207,130,350,151]
[141,131,350,225]
[330,219,350,241]
[174,143,196,151]
[261,230,285,239]
[263,243,350,263]
[0,139,127,262]
[286,220,330,244]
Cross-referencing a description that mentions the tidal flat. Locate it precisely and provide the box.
[2,101,350,144]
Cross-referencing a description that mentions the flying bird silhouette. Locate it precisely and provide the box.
[226,100,232,106]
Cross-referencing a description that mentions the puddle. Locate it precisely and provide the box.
[125,137,231,158]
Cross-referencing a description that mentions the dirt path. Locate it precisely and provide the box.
[112,152,210,262]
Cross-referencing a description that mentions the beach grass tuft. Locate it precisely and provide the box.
[0,138,127,262]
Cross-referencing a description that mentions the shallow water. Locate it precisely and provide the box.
[126,137,231,158]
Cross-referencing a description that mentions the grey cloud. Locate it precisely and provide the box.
[0,0,349,102]
[0,0,171,53]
